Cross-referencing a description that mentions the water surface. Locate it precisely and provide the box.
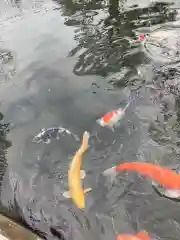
[0,0,180,239]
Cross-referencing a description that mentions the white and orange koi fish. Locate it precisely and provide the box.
[96,102,130,132]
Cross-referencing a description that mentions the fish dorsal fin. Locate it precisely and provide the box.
[136,231,150,240]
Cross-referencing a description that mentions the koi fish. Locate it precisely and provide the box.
[116,231,151,240]
[103,162,180,199]
[137,34,145,40]
[96,102,130,132]
[32,127,80,144]
[63,131,91,208]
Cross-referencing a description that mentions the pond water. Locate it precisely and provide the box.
[0,0,180,239]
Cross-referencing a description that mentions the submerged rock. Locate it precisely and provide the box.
[0,214,41,240]
[143,27,180,63]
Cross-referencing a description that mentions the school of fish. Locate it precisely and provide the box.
[32,80,179,239]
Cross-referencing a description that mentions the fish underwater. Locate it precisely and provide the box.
[116,231,151,240]
[103,162,180,199]
[32,127,80,144]
[137,34,146,40]
[63,131,91,208]
[96,102,130,132]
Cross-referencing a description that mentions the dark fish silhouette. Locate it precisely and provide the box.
[32,127,80,144]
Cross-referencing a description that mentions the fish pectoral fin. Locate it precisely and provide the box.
[111,127,115,132]
[114,121,121,128]
[164,189,180,199]
[80,170,86,179]
[108,125,114,132]
[62,191,71,199]
[84,188,92,194]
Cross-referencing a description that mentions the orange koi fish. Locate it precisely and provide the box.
[63,131,91,208]
[116,231,151,240]
[103,162,180,199]
[96,102,130,132]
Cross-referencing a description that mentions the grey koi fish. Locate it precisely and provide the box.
[32,127,80,144]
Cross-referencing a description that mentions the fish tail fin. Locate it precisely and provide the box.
[83,131,90,140]
[136,231,151,240]
[103,166,116,176]
[121,101,130,112]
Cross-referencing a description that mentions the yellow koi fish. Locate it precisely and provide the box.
[63,131,91,208]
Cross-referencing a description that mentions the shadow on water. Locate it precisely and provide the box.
[0,112,11,186]
[1,0,180,239]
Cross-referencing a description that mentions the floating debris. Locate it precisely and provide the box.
[32,127,80,144]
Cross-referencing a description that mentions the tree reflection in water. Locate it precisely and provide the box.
[0,113,12,221]
[0,1,179,239]
[0,112,11,190]
[53,0,177,82]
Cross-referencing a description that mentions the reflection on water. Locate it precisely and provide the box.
[0,0,180,239]
[0,49,16,83]
[0,112,11,188]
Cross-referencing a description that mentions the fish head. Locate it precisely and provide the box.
[81,131,90,150]
[32,128,46,143]
[97,118,105,127]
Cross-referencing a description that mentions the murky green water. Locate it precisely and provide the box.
[1,0,180,239]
